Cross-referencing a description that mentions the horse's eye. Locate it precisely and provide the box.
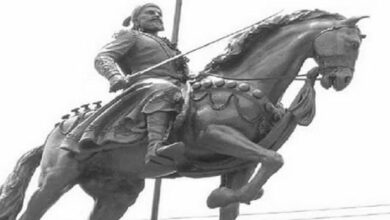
[351,41,360,49]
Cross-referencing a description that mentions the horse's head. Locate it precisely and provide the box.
[313,16,368,91]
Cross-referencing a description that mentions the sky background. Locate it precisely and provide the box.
[0,0,389,219]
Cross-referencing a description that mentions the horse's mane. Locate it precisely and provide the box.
[203,9,345,73]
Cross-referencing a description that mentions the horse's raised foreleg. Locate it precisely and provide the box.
[18,152,80,220]
[199,124,283,208]
[218,167,255,220]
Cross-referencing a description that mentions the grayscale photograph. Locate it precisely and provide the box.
[0,0,388,220]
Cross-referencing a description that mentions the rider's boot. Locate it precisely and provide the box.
[145,111,184,166]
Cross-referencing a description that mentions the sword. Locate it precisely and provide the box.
[125,10,283,84]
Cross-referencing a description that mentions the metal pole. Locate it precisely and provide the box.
[151,1,183,220]
[151,179,162,220]
[171,0,183,44]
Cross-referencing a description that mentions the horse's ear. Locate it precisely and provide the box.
[341,16,369,26]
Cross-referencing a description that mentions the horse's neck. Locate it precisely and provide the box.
[225,26,316,104]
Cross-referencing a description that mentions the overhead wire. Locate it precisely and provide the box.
[286,211,390,220]
[240,203,390,217]
[137,203,390,220]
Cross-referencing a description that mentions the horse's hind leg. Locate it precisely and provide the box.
[18,152,80,220]
[81,178,145,220]
[218,167,255,220]
[88,193,138,220]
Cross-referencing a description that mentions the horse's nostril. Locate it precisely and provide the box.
[328,75,336,83]
[344,76,352,84]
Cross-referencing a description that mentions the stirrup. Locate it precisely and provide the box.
[145,142,185,167]
[156,142,185,159]
[145,154,175,167]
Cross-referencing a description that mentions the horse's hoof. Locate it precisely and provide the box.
[207,187,237,208]
[254,188,264,200]
[238,188,264,204]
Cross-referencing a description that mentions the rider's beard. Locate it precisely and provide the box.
[142,20,164,33]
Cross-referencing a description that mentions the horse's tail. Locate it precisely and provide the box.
[0,145,43,220]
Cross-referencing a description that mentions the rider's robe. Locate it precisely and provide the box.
[61,30,188,153]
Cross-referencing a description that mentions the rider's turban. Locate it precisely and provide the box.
[122,3,162,29]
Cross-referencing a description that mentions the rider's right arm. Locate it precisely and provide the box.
[94,30,138,92]
[94,30,138,81]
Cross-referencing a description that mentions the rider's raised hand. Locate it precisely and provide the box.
[109,75,127,93]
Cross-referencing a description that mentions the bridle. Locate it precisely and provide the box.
[312,25,359,73]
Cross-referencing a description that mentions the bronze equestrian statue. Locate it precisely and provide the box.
[0,9,367,220]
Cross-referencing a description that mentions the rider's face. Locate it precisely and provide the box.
[137,7,164,34]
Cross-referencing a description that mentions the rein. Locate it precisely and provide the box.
[198,72,320,82]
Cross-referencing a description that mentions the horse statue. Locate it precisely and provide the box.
[0,10,367,220]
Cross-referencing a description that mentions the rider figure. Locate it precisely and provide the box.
[94,3,188,165]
